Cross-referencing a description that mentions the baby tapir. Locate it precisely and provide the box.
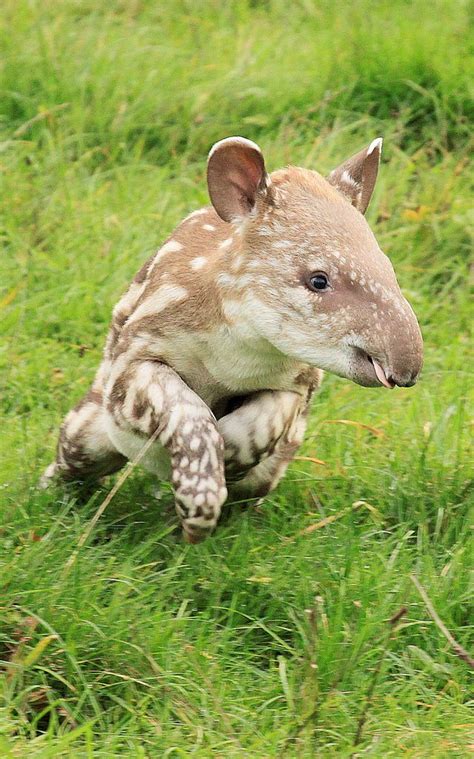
[43,136,423,542]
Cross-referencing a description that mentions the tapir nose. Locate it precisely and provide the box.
[369,292,424,389]
[385,307,424,387]
[388,367,420,388]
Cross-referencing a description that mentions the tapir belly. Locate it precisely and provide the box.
[105,416,172,478]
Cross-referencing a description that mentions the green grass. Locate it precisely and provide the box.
[1,0,473,755]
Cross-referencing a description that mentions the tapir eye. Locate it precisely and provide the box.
[307,272,330,292]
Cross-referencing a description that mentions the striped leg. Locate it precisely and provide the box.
[106,360,227,542]
[41,385,126,488]
[217,389,311,500]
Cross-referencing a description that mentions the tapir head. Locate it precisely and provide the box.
[207,136,424,389]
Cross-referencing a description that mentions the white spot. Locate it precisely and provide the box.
[200,450,210,472]
[235,273,256,290]
[127,284,188,323]
[206,479,218,493]
[196,477,211,492]
[149,239,183,273]
[160,405,185,445]
[182,421,193,436]
[185,208,208,222]
[231,254,244,272]
[190,257,207,270]
[247,259,264,270]
[63,405,94,438]
[272,240,292,250]
[219,237,233,250]
[367,137,383,156]
[112,280,146,321]
[216,272,237,288]
[148,386,163,414]
[134,362,155,390]
[178,474,199,489]
[203,224,215,232]
[206,492,218,507]
[190,436,200,451]
[160,239,183,254]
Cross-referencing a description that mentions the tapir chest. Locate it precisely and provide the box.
[143,327,309,414]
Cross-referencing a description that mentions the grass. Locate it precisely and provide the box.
[0,0,473,755]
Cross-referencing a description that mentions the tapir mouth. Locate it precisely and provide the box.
[367,356,396,389]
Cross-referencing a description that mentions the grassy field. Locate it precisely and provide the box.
[1,0,473,756]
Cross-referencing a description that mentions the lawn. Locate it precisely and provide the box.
[0,1,473,756]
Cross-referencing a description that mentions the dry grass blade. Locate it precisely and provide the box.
[323,419,385,438]
[294,455,327,466]
[410,575,474,669]
[287,500,372,541]
[13,102,70,137]
[298,509,352,535]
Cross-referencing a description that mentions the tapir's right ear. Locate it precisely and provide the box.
[207,137,270,223]
[327,138,383,215]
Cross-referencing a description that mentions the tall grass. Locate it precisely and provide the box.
[1,1,472,756]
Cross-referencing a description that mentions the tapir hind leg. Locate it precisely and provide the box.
[217,389,311,501]
[41,384,126,487]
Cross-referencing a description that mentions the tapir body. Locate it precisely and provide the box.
[43,136,423,541]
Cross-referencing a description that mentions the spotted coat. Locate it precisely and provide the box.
[42,136,423,541]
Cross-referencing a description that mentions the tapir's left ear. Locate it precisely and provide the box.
[326,138,383,215]
[207,136,270,223]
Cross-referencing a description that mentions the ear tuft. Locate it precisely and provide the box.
[207,136,269,223]
[327,138,383,214]
[367,137,383,156]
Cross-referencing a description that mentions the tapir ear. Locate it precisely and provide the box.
[207,137,270,223]
[326,138,383,214]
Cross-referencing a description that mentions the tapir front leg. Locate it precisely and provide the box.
[106,361,227,542]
